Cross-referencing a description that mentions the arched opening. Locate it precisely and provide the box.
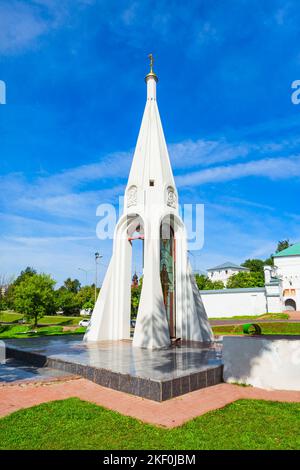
[160,219,176,339]
[284,298,297,311]
[127,215,144,336]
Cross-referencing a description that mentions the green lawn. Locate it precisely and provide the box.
[0,311,83,326]
[209,313,289,321]
[0,398,299,450]
[0,324,86,339]
[38,315,83,326]
[0,311,24,323]
[212,321,300,336]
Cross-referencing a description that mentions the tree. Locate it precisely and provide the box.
[194,274,224,290]
[194,274,207,290]
[13,274,56,327]
[55,287,80,315]
[131,284,142,318]
[276,240,291,253]
[264,256,274,267]
[4,267,36,309]
[76,285,96,310]
[0,274,14,310]
[227,271,264,289]
[205,279,225,290]
[241,259,265,273]
[63,278,81,293]
[130,276,143,319]
[13,267,37,286]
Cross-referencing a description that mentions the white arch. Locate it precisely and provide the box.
[85,213,145,342]
[284,298,297,312]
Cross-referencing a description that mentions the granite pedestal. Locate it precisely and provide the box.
[4,335,223,401]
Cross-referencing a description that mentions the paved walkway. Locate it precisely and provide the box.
[1,376,300,428]
[287,311,300,321]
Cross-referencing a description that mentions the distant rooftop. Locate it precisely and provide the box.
[273,242,300,258]
[207,261,249,272]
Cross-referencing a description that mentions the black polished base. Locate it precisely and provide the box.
[4,335,223,402]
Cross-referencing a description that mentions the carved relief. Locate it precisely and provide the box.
[166,186,177,208]
[127,185,137,207]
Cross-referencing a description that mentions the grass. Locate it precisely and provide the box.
[38,315,83,326]
[0,311,24,323]
[209,313,289,321]
[0,324,86,339]
[0,311,85,326]
[0,398,299,450]
[212,321,300,336]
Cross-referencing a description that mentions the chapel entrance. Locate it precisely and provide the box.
[284,298,297,311]
[160,222,176,338]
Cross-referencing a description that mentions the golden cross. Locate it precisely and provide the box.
[148,53,154,73]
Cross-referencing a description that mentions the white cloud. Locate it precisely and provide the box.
[176,155,300,187]
[1,132,300,282]
[0,0,95,54]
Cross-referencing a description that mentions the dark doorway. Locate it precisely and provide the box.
[284,298,297,311]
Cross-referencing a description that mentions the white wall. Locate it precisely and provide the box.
[200,288,267,318]
[223,335,300,391]
[266,295,282,313]
[274,255,300,311]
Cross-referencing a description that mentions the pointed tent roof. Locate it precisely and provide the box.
[127,56,175,190]
[207,262,249,272]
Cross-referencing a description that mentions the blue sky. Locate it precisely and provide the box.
[0,0,300,285]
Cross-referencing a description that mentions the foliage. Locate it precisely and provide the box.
[226,271,264,289]
[63,278,81,293]
[0,398,299,450]
[264,256,274,267]
[2,267,37,310]
[241,258,265,273]
[13,267,37,286]
[276,239,291,253]
[0,265,99,319]
[131,284,142,318]
[194,274,224,290]
[76,285,96,310]
[55,287,80,316]
[205,279,225,290]
[194,274,207,289]
[13,274,56,327]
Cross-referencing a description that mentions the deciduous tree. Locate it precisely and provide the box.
[14,274,56,327]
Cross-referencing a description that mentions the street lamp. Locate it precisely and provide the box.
[78,267,93,285]
[94,252,103,303]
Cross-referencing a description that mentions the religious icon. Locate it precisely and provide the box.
[160,263,171,307]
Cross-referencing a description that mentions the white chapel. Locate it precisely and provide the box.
[85,56,213,348]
